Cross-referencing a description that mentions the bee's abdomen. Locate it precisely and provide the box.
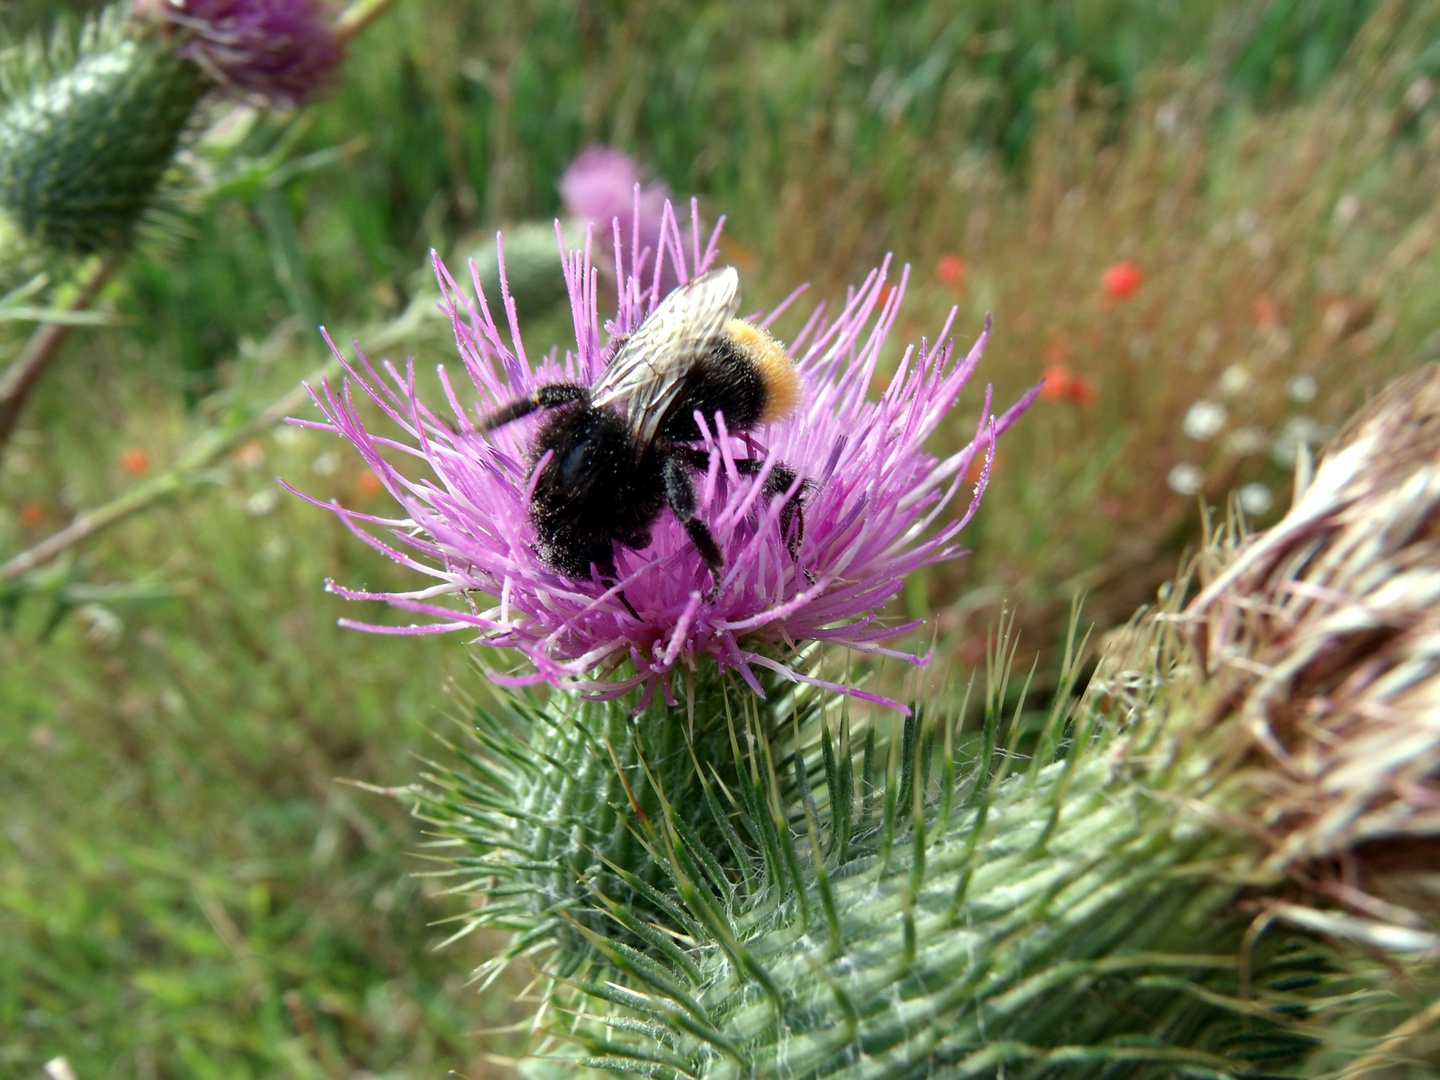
[660,321,798,441]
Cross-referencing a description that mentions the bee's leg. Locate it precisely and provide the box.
[662,455,724,598]
[613,587,641,620]
[480,383,587,432]
[591,552,642,620]
[672,448,812,578]
[673,446,712,470]
[597,574,640,620]
[733,458,812,568]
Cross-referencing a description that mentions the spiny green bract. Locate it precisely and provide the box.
[0,8,206,256]
[411,620,1373,1080]
[412,667,829,979]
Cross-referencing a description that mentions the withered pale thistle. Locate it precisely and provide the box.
[1182,364,1440,936]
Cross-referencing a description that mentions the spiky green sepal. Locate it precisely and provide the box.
[0,7,207,257]
[416,638,1380,1079]
[413,665,822,982]
[529,713,1345,1077]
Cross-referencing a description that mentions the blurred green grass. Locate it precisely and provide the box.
[1,350,509,1076]
[3,0,1439,1075]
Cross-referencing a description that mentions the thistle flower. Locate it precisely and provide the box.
[296,204,1036,706]
[135,0,341,106]
[559,145,672,289]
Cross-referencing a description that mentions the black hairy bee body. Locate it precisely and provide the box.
[481,267,807,608]
[655,334,769,441]
[527,399,667,578]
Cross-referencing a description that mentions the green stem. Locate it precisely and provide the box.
[333,0,406,45]
[0,258,113,454]
[255,188,321,327]
[0,357,333,581]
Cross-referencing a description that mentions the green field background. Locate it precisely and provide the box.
[3,1,1436,1075]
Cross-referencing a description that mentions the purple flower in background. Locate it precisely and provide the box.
[561,146,675,293]
[136,0,342,106]
[294,203,1036,708]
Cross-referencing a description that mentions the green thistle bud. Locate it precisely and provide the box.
[0,17,206,256]
[464,219,587,323]
[425,653,1344,1079]
[416,667,788,981]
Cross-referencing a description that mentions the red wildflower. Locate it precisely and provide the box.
[234,440,265,468]
[1041,364,1073,401]
[1101,261,1143,301]
[19,499,45,528]
[936,254,967,290]
[1067,374,1096,407]
[120,447,150,476]
[1249,293,1283,329]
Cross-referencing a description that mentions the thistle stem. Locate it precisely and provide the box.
[0,358,335,581]
[333,0,406,46]
[0,258,114,454]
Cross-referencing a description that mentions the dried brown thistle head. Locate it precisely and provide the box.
[1182,364,1440,930]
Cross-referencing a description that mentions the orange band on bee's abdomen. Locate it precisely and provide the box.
[727,319,800,423]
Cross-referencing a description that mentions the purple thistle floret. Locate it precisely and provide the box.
[293,201,1037,709]
[137,0,342,106]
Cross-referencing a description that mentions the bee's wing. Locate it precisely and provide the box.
[591,267,740,450]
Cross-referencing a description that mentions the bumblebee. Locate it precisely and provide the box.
[481,267,807,607]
